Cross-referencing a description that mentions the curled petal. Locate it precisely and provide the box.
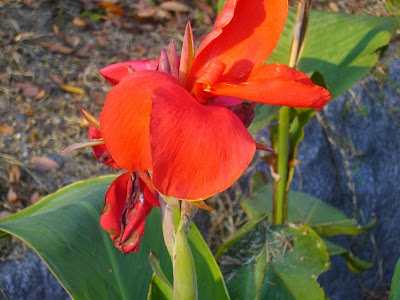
[100,173,132,242]
[100,71,180,172]
[100,172,157,253]
[88,125,119,169]
[149,81,255,200]
[210,64,331,110]
[187,0,288,89]
[100,59,159,85]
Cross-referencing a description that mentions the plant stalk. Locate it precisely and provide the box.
[273,0,312,225]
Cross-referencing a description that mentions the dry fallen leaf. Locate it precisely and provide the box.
[29,191,42,204]
[60,84,86,95]
[14,32,37,42]
[0,125,14,136]
[328,2,340,12]
[73,17,87,27]
[29,129,37,143]
[99,2,126,16]
[42,42,74,54]
[9,166,20,184]
[7,187,18,203]
[29,156,61,172]
[12,81,45,99]
[159,1,190,12]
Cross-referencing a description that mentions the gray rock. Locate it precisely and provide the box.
[291,56,400,299]
[0,251,70,300]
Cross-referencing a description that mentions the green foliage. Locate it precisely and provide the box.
[390,258,400,300]
[0,176,229,300]
[242,175,376,238]
[221,223,329,300]
[323,239,372,273]
[252,9,399,135]
[216,173,373,273]
[268,9,399,99]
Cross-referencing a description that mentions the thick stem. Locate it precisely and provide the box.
[274,106,290,224]
[273,0,312,225]
[173,213,198,300]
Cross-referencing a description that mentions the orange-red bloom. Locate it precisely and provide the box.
[99,0,330,201]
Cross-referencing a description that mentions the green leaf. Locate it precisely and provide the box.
[267,9,399,99]
[242,181,376,237]
[323,239,372,273]
[149,252,172,289]
[148,274,173,300]
[221,223,329,300]
[0,175,229,300]
[390,258,400,300]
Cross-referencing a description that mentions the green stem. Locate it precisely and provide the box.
[274,106,290,224]
[173,213,198,300]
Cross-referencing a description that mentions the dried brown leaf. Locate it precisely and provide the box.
[7,187,18,203]
[29,156,61,172]
[42,42,74,54]
[0,125,14,136]
[29,191,42,204]
[14,32,36,42]
[60,84,86,95]
[328,2,340,12]
[159,1,190,12]
[72,17,87,27]
[99,2,126,16]
[9,166,20,184]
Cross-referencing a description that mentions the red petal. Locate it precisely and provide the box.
[100,173,131,242]
[150,82,255,200]
[88,125,120,169]
[100,172,157,253]
[187,0,288,89]
[210,64,331,110]
[100,59,159,85]
[100,71,180,172]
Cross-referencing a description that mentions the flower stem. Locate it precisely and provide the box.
[173,211,198,300]
[274,106,290,225]
[273,0,312,225]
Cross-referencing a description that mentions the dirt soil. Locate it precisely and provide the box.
[0,0,395,262]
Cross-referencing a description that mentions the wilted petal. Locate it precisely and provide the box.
[100,172,157,253]
[187,0,288,89]
[210,64,331,110]
[100,71,180,172]
[100,59,159,85]
[150,81,255,200]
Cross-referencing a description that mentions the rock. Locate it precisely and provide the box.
[291,56,400,299]
[0,251,70,300]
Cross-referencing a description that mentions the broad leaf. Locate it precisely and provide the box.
[242,177,376,237]
[0,175,229,300]
[390,258,400,300]
[220,223,329,300]
[323,239,372,273]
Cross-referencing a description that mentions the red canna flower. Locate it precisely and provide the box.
[98,0,331,202]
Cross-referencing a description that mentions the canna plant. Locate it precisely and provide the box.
[0,0,398,299]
